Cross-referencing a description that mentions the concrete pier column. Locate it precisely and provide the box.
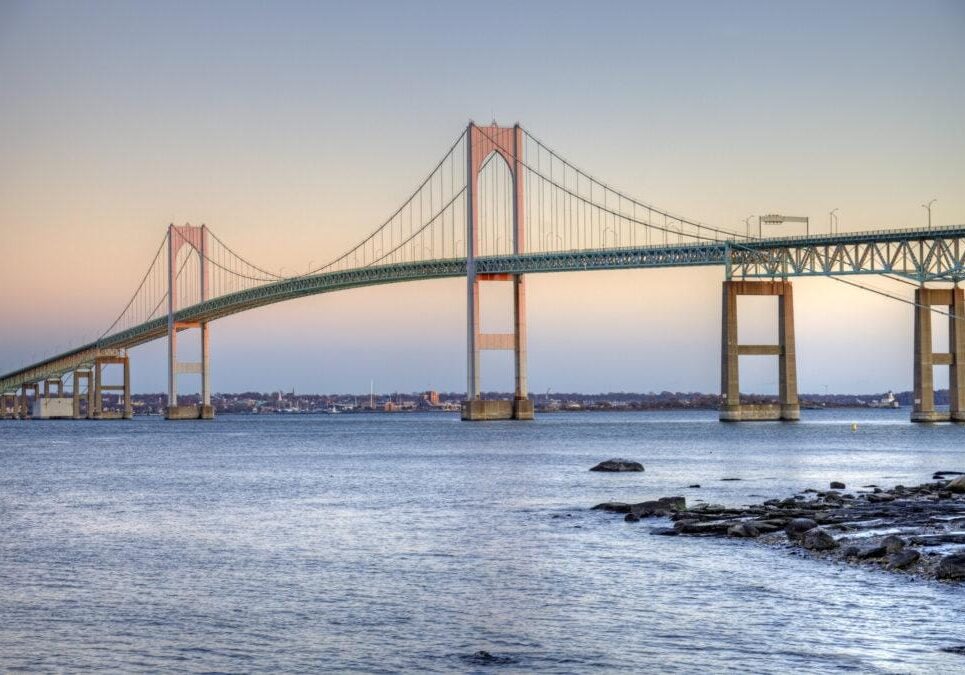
[778,283,800,420]
[950,288,965,422]
[123,356,132,420]
[0,392,14,419]
[720,281,741,420]
[719,280,799,422]
[912,287,962,422]
[72,369,93,419]
[90,355,132,420]
[92,360,103,419]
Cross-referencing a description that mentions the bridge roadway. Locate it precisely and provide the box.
[3,224,965,415]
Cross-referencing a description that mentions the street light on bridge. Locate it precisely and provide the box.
[922,199,937,229]
[744,215,755,239]
[829,209,839,235]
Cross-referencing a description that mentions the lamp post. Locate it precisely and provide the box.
[922,199,936,229]
[744,215,755,239]
[829,208,839,236]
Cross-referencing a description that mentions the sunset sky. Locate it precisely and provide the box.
[2,1,964,396]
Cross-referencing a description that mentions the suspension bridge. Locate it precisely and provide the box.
[3,122,965,423]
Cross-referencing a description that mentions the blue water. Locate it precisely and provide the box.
[0,409,963,672]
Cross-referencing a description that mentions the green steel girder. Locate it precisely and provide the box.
[3,224,965,393]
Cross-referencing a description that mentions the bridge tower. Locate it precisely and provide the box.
[461,123,533,421]
[166,224,214,420]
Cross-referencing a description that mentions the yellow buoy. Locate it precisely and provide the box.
[851,423,858,431]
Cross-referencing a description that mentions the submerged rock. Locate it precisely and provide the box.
[728,522,760,538]
[881,535,906,553]
[590,458,644,472]
[937,553,965,580]
[830,481,846,489]
[785,518,818,540]
[886,549,921,570]
[802,528,838,551]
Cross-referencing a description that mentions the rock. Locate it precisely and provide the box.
[909,533,965,546]
[657,496,687,510]
[590,459,644,472]
[886,548,920,570]
[881,534,906,553]
[857,545,888,560]
[463,651,515,666]
[939,645,965,655]
[650,527,679,536]
[802,528,838,551]
[936,553,965,580]
[592,502,631,513]
[628,500,669,516]
[841,545,861,558]
[688,484,701,488]
[867,493,896,503]
[720,477,742,481]
[934,470,964,476]
[785,517,818,540]
[747,520,782,534]
[677,520,734,535]
[830,481,846,489]
[624,513,640,522]
[728,522,760,538]
[947,476,965,493]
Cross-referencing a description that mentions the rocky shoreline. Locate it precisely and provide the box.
[594,472,965,582]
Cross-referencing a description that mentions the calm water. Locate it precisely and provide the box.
[1,409,963,673]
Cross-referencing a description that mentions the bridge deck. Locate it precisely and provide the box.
[3,224,964,392]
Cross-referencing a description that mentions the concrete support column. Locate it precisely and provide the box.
[72,370,93,419]
[720,282,740,420]
[950,288,965,422]
[719,279,798,422]
[0,393,14,419]
[123,356,132,420]
[201,321,210,407]
[912,286,962,423]
[778,284,800,420]
[92,360,103,419]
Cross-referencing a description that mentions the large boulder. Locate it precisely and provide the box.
[936,553,965,580]
[785,517,818,541]
[590,459,644,472]
[728,522,760,538]
[830,481,846,489]
[802,528,838,551]
[886,549,920,570]
[947,475,965,493]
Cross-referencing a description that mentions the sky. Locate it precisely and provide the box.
[1,0,964,396]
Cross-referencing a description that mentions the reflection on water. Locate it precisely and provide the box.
[0,409,963,672]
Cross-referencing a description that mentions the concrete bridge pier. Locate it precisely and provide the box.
[0,392,16,419]
[72,369,93,419]
[29,377,74,419]
[91,355,132,420]
[720,279,799,422]
[911,286,965,423]
[18,383,39,419]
